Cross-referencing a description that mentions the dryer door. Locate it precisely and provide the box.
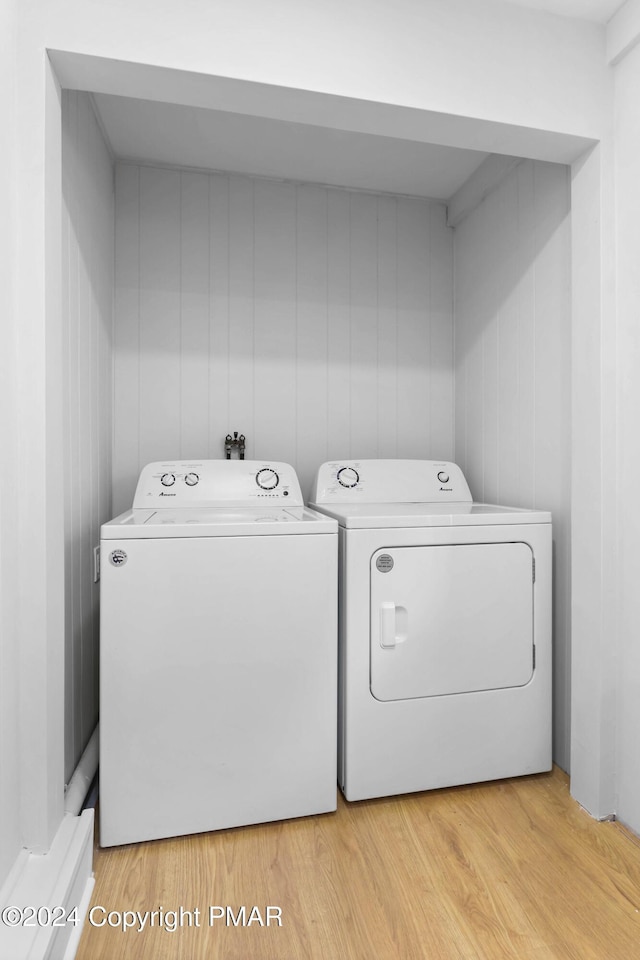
[370,543,534,701]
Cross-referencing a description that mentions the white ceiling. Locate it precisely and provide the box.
[93,94,490,201]
[497,0,623,21]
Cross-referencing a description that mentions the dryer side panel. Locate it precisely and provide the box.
[370,542,534,701]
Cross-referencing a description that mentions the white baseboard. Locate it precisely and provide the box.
[0,810,94,960]
[61,876,95,960]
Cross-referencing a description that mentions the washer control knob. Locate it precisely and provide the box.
[184,472,199,487]
[256,468,279,490]
[160,473,176,487]
[337,467,360,488]
[437,471,450,484]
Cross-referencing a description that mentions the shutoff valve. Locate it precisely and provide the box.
[224,432,246,460]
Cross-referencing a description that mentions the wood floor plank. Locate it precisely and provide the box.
[76,768,640,959]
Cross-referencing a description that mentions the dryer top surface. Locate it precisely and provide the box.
[307,501,551,529]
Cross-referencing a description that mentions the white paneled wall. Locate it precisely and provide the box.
[61,91,114,783]
[113,165,454,510]
[454,159,572,769]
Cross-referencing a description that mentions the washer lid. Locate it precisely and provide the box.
[101,506,337,539]
[308,501,551,528]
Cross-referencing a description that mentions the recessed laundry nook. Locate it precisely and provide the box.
[5,2,640,957]
[52,51,602,959]
[61,65,576,955]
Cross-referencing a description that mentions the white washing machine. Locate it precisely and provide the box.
[100,459,338,846]
[310,459,552,802]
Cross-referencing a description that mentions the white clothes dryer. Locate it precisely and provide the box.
[100,460,338,846]
[310,459,552,802]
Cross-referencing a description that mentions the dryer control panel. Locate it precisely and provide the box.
[133,460,304,508]
[311,460,472,504]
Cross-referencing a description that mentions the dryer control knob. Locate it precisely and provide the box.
[337,467,360,488]
[256,468,279,490]
[160,473,176,487]
[184,472,199,486]
[437,471,450,484]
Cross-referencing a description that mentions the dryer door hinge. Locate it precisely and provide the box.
[532,558,536,583]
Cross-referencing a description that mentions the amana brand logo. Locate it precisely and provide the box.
[109,549,128,567]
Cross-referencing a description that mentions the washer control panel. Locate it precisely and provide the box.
[133,460,304,508]
[311,460,472,504]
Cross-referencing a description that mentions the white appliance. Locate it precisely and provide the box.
[310,459,552,802]
[100,459,338,846]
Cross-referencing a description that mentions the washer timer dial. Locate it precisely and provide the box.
[337,466,360,489]
[256,468,279,490]
[184,472,199,486]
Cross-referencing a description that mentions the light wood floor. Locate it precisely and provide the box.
[76,768,640,960]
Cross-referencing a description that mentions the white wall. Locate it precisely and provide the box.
[454,160,572,769]
[0,0,22,885]
[113,165,453,508]
[613,37,640,833]
[61,91,114,783]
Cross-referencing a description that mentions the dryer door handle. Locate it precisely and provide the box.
[380,602,397,648]
[379,602,408,648]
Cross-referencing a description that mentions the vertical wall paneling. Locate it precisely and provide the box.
[453,159,572,769]
[180,172,210,458]
[61,91,114,782]
[296,185,329,473]
[479,183,500,507]
[515,162,537,508]
[208,174,230,454]
[349,192,379,456]
[114,166,455,506]
[139,167,181,467]
[227,176,255,455]
[376,195,399,459]
[113,165,140,513]
[429,204,455,459]
[326,189,351,461]
[253,180,297,464]
[396,199,431,456]
[496,173,521,506]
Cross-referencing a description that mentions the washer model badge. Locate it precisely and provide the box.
[376,554,394,573]
[109,549,128,568]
